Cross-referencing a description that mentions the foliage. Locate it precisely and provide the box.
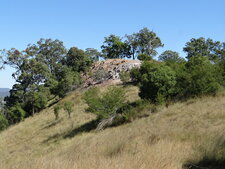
[119,71,130,84]
[138,61,176,103]
[53,66,82,97]
[5,103,26,125]
[26,38,67,75]
[183,37,224,63]
[125,27,163,59]
[0,111,8,131]
[158,50,185,63]
[85,48,102,61]
[130,67,141,84]
[3,39,81,125]
[63,101,74,118]
[137,53,152,61]
[181,56,220,97]
[93,68,109,83]
[64,47,92,72]
[84,87,126,119]
[101,35,130,59]
[118,100,155,122]
[53,105,61,120]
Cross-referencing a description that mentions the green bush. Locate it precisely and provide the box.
[130,67,141,84]
[119,71,130,84]
[6,104,26,124]
[119,100,155,122]
[53,105,61,120]
[63,101,73,118]
[0,112,8,131]
[137,53,152,61]
[182,56,220,97]
[138,61,176,104]
[83,87,126,119]
[93,68,109,83]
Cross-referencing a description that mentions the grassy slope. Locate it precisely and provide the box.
[1,84,225,169]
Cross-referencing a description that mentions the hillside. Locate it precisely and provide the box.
[0,88,10,98]
[1,84,225,169]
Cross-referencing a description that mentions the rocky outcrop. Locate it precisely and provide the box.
[83,59,141,87]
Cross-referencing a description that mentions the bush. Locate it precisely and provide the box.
[119,71,130,84]
[0,112,8,131]
[119,100,155,122]
[6,104,26,124]
[83,87,126,119]
[63,101,73,118]
[182,56,220,97]
[93,68,109,83]
[53,105,61,120]
[138,61,176,104]
[130,67,141,84]
[137,53,152,61]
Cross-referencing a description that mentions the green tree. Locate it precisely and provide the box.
[26,38,67,75]
[126,27,163,60]
[101,34,130,59]
[183,37,223,63]
[137,53,152,61]
[53,105,61,120]
[159,50,184,63]
[4,39,68,124]
[63,101,73,118]
[125,33,139,60]
[85,48,102,61]
[5,103,26,125]
[138,61,176,103]
[182,55,220,97]
[84,87,126,119]
[52,66,82,97]
[64,47,92,72]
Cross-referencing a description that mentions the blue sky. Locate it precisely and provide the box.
[0,0,225,88]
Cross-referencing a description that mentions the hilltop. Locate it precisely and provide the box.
[1,83,225,169]
[83,59,141,87]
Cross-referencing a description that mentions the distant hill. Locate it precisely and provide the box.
[0,88,10,98]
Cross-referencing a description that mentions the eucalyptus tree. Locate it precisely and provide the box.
[126,27,164,60]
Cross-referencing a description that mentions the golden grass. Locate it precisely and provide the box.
[1,85,225,169]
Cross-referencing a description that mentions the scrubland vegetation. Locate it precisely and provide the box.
[0,85,225,169]
[0,27,225,168]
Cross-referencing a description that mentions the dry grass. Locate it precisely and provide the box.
[1,85,225,169]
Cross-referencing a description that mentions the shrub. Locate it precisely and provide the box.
[138,61,176,104]
[0,112,8,131]
[119,100,155,122]
[130,67,141,84]
[182,56,220,97]
[93,68,109,83]
[83,87,126,119]
[63,101,73,118]
[119,71,130,84]
[53,105,61,120]
[6,104,26,124]
[137,53,152,61]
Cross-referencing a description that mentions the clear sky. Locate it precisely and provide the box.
[0,0,225,88]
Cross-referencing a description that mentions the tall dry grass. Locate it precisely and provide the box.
[1,85,225,169]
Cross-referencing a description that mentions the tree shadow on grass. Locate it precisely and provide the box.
[63,118,100,139]
[42,119,100,144]
[41,119,62,130]
[183,158,225,169]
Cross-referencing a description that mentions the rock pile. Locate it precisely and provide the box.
[83,59,141,87]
